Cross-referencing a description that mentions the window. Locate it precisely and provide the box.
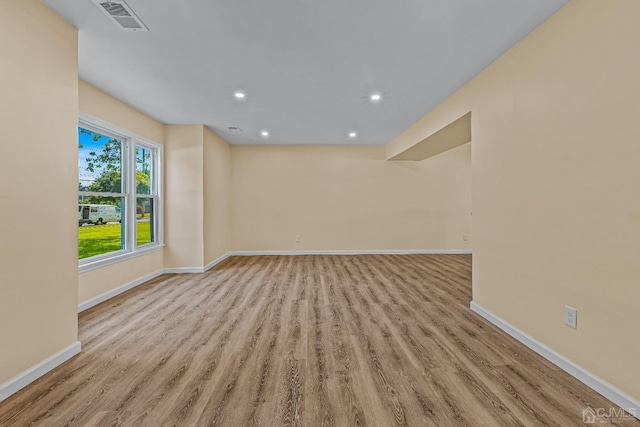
[78,114,162,271]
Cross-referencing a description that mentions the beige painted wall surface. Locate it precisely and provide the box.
[164,125,204,268]
[78,80,165,305]
[79,80,164,143]
[231,144,471,251]
[389,0,640,400]
[78,251,164,304]
[0,0,79,382]
[203,128,231,265]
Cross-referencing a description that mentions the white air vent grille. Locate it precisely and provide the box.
[93,1,149,31]
[115,16,143,29]
[227,127,243,132]
[101,3,129,17]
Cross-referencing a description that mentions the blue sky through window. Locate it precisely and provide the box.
[78,127,119,188]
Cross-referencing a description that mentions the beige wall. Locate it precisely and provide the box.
[389,0,640,400]
[0,0,79,383]
[164,125,204,269]
[78,251,164,304]
[231,144,471,251]
[78,80,165,304]
[165,126,231,269]
[79,80,164,143]
[203,128,232,265]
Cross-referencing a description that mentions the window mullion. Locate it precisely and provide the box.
[152,149,157,196]
[125,139,137,252]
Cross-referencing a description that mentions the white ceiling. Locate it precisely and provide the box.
[44,0,568,145]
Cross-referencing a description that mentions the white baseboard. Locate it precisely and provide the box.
[204,252,232,272]
[0,341,81,403]
[78,269,164,313]
[163,267,205,274]
[164,253,233,274]
[470,302,640,419]
[229,249,472,256]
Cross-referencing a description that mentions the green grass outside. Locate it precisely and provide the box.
[78,221,152,259]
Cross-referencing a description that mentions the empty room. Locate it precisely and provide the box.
[1,0,639,425]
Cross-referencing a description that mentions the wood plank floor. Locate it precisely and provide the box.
[0,255,636,426]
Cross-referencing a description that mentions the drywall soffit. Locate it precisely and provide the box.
[389,112,471,161]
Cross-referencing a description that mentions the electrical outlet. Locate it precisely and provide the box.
[295,235,301,243]
[463,234,469,242]
[564,305,577,329]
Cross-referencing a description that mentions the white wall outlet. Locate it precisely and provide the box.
[564,305,577,329]
[463,234,469,242]
[295,235,301,243]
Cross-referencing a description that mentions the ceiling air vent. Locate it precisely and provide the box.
[227,126,243,132]
[93,1,149,31]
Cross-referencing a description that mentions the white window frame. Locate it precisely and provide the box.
[78,112,163,273]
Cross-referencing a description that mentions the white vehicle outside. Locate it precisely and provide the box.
[78,204,122,225]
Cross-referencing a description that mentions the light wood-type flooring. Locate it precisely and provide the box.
[0,255,637,426]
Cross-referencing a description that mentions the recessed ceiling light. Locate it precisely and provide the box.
[349,132,357,138]
[370,93,382,102]
[234,91,246,99]
[261,130,269,137]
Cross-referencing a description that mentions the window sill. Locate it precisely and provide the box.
[78,244,164,274]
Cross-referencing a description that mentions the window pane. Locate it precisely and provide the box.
[78,197,125,259]
[78,127,123,193]
[136,146,152,195]
[136,197,154,246]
